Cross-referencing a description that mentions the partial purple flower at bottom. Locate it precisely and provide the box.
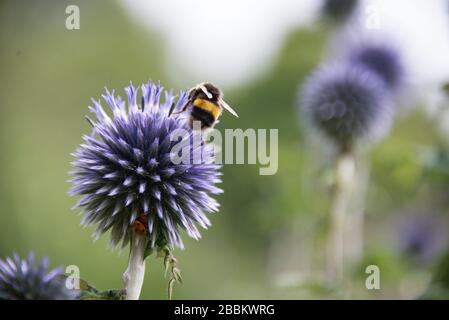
[0,253,76,300]
[70,81,222,251]
[394,213,448,265]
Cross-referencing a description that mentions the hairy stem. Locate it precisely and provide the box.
[123,230,146,300]
[326,148,355,285]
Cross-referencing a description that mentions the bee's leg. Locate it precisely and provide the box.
[170,100,190,116]
[168,101,176,116]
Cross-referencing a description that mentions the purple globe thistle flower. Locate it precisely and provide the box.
[349,43,404,90]
[0,253,76,300]
[300,63,394,149]
[70,81,222,251]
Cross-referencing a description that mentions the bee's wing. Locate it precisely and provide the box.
[220,99,239,118]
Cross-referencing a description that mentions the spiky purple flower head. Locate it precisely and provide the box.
[301,63,393,149]
[70,81,222,250]
[349,43,404,89]
[0,253,76,300]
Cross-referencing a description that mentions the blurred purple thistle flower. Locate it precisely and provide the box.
[349,43,404,90]
[300,63,394,149]
[322,0,359,22]
[0,252,76,300]
[70,81,222,251]
[395,214,448,265]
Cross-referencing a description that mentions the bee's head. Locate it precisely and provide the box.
[191,82,222,101]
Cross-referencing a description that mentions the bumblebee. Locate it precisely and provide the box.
[169,82,238,130]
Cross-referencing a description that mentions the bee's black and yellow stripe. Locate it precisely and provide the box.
[191,98,221,128]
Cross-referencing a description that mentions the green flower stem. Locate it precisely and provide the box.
[123,229,146,300]
[327,148,355,285]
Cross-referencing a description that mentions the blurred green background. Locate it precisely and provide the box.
[1,0,449,299]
